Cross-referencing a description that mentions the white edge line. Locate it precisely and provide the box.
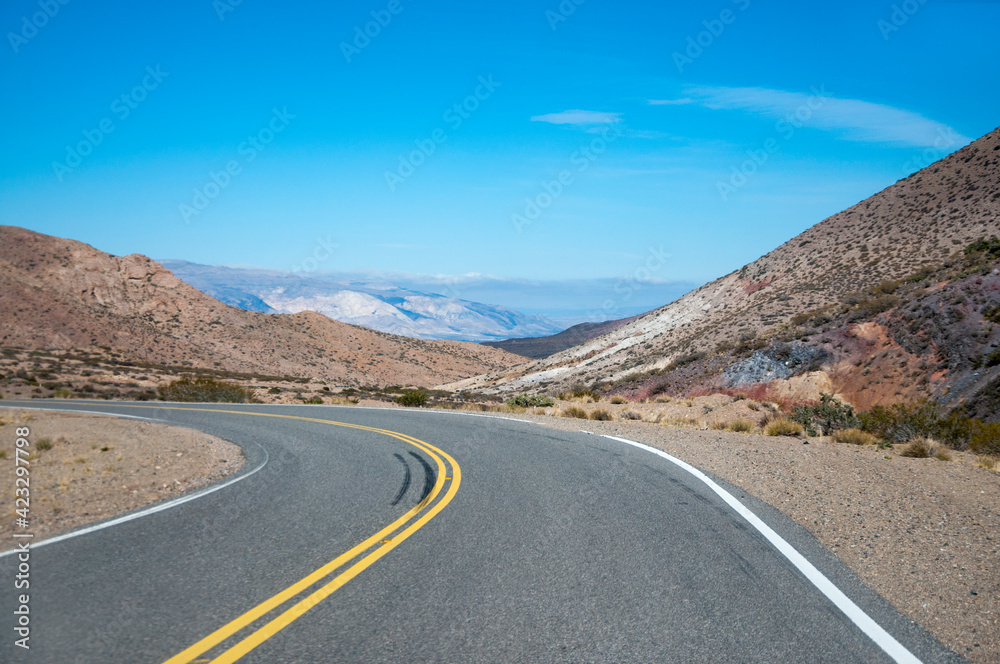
[0,406,269,557]
[603,434,924,664]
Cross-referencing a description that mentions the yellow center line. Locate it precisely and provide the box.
[210,442,461,663]
[15,403,460,664]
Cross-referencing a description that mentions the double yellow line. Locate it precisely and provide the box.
[28,403,460,664]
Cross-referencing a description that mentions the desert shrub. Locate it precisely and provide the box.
[53,387,73,399]
[301,396,324,405]
[35,438,53,451]
[727,420,754,433]
[268,387,281,394]
[395,390,428,407]
[508,394,555,408]
[859,402,941,444]
[709,420,728,430]
[970,422,1000,456]
[619,410,642,420]
[609,395,627,404]
[561,406,588,419]
[832,428,879,446]
[666,351,706,371]
[590,408,612,421]
[158,378,258,403]
[790,393,859,436]
[900,437,936,458]
[965,236,1000,257]
[764,419,804,437]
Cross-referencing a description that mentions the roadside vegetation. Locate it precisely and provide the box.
[158,378,258,403]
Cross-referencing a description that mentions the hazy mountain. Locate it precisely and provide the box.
[0,226,527,387]
[160,261,563,343]
[481,316,639,359]
[447,126,1000,410]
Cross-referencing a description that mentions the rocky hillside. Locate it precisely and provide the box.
[0,226,526,387]
[447,126,1000,408]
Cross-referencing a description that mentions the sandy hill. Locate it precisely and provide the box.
[448,126,1000,406]
[0,226,526,387]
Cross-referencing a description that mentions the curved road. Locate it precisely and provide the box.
[0,401,964,663]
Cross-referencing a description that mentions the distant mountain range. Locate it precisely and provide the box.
[448,125,1000,416]
[481,316,639,359]
[160,261,563,343]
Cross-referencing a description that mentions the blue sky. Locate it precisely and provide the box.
[2,0,998,323]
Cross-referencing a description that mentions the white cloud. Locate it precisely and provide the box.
[648,98,693,106]
[531,109,622,126]
[657,85,971,148]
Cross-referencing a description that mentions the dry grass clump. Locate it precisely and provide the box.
[832,428,879,446]
[661,417,700,429]
[726,420,754,433]
[589,408,612,421]
[977,455,998,472]
[619,410,642,421]
[899,437,949,459]
[764,419,804,437]
[560,406,588,419]
[609,395,627,404]
[709,419,754,432]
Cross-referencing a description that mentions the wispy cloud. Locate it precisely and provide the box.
[648,98,693,106]
[654,85,970,148]
[531,109,622,126]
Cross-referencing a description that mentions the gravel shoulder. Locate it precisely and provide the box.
[0,407,244,542]
[483,411,999,664]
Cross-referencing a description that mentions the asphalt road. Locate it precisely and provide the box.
[0,401,966,663]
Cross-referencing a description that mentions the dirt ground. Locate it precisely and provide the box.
[0,408,244,541]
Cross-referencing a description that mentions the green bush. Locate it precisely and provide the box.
[791,393,859,436]
[507,394,555,408]
[859,402,942,444]
[395,390,428,407]
[970,421,1000,456]
[301,396,324,405]
[158,378,258,403]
